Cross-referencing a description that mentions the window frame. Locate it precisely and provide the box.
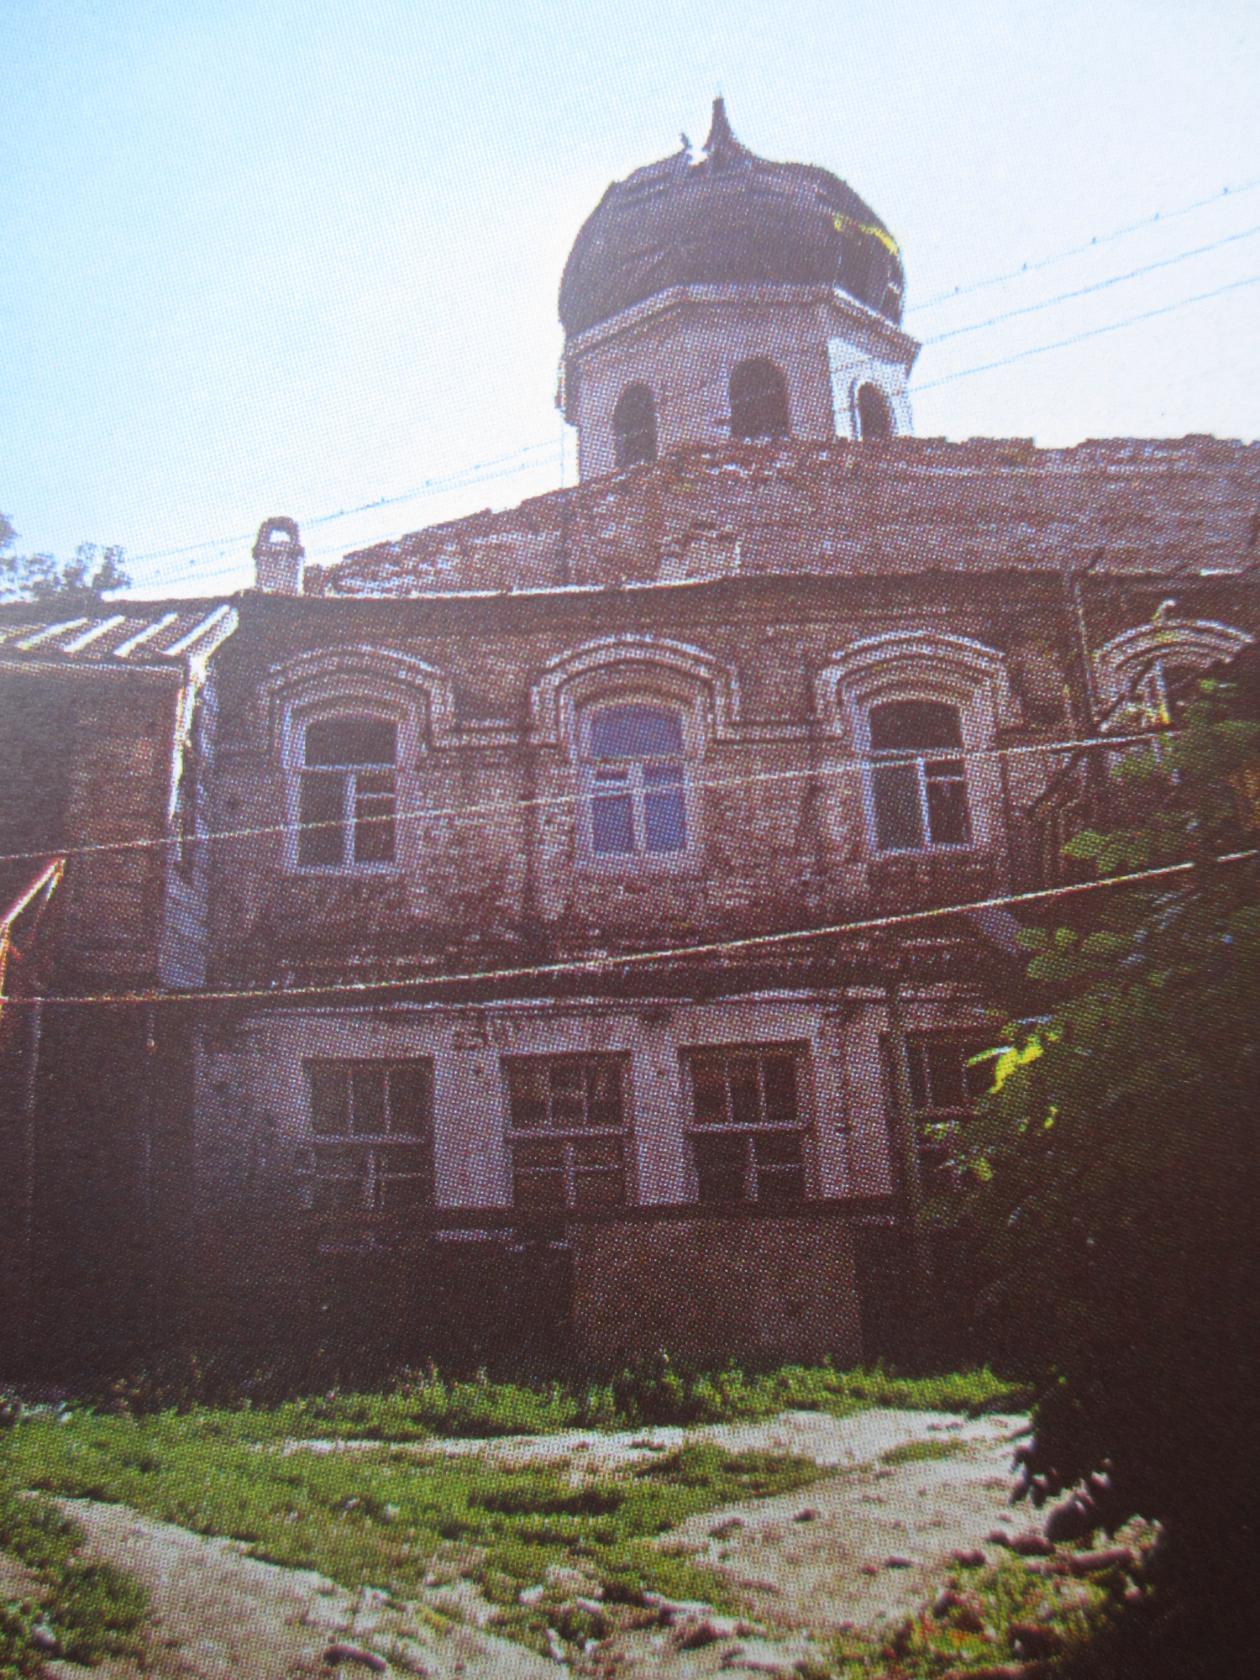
[863,699,975,855]
[502,1053,632,1212]
[303,1057,435,1216]
[296,714,399,872]
[577,699,699,869]
[683,1043,811,1206]
[280,699,419,878]
[896,1032,992,1185]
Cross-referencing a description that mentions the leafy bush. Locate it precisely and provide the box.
[952,688,1260,1659]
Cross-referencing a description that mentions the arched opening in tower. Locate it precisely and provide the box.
[612,383,658,469]
[856,383,894,441]
[729,359,790,441]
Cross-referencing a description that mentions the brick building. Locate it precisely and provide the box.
[0,604,236,1372]
[3,103,1258,1376]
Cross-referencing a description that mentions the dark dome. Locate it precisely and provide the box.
[559,99,905,338]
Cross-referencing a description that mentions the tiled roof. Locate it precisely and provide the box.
[0,603,237,667]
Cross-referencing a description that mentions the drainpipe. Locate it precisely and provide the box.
[20,998,44,1370]
[885,972,933,1354]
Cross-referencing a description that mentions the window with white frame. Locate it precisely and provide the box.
[297,715,397,868]
[305,1059,433,1213]
[686,1045,807,1204]
[868,699,971,851]
[585,704,688,857]
[504,1055,629,1210]
[900,1033,992,1182]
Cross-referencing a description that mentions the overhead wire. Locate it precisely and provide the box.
[106,204,1258,592]
[910,176,1260,311]
[4,845,1254,1010]
[915,274,1260,393]
[921,224,1260,346]
[0,727,1173,871]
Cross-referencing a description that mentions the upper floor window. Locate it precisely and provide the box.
[868,699,971,852]
[586,704,687,857]
[729,357,790,440]
[686,1045,806,1205]
[612,383,658,469]
[855,383,893,440]
[504,1054,629,1210]
[298,715,396,868]
[306,1058,434,1213]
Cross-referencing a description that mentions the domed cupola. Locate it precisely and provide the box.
[558,99,919,480]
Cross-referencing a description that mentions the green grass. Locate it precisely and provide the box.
[0,1413,822,1656]
[879,1437,969,1467]
[0,1479,148,1673]
[0,1363,1027,1663]
[138,1360,1024,1445]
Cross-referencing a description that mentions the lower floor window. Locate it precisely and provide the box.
[312,1142,433,1214]
[505,1054,629,1210]
[306,1058,434,1213]
[512,1134,626,1210]
[902,1034,991,1181]
[693,1128,804,1204]
[686,1045,808,1204]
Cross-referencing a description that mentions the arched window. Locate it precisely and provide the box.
[729,358,790,440]
[868,700,970,852]
[585,704,687,857]
[298,714,397,867]
[612,383,657,469]
[856,383,894,441]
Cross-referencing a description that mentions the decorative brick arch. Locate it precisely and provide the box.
[260,644,456,759]
[530,635,741,751]
[1093,618,1253,711]
[816,630,1019,747]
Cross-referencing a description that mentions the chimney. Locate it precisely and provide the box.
[252,517,305,595]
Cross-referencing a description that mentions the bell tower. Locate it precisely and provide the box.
[558,100,919,480]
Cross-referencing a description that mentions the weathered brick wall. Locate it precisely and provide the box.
[570,1212,862,1367]
[205,566,1257,988]
[318,437,1260,598]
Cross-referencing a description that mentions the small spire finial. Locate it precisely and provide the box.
[704,95,739,156]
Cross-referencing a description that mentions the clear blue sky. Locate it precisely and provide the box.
[3,0,1258,597]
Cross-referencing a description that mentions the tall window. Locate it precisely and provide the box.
[587,704,687,857]
[903,1034,991,1182]
[868,700,971,852]
[729,358,790,440]
[504,1055,628,1210]
[306,1059,434,1213]
[612,383,657,469]
[298,716,397,868]
[856,383,893,440]
[687,1046,806,1204]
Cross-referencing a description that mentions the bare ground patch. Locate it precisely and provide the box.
[42,1498,556,1680]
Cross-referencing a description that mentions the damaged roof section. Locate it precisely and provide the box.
[320,436,1260,600]
[0,602,237,669]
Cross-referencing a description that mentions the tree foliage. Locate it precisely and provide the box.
[0,513,129,603]
[955,688,1260,1604]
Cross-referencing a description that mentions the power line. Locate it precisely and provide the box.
[916,274,1260,393]
[5,846,1254,1010]
[923,224,1260,347]
[124,440,561,573]
[113,208,1260,588]
[0,729,1171,872]
[911,176,1260,313]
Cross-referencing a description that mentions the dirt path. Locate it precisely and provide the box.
[282,1406,1024,1477]
[42,1499,556,1680]
[20,1409,1029,1680]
